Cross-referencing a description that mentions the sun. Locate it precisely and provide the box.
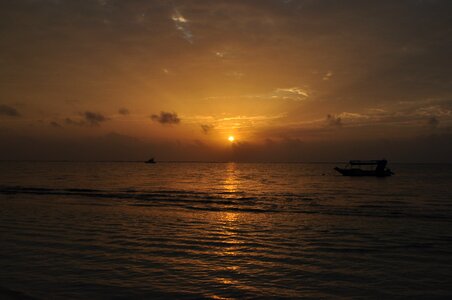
[228,136,235,142]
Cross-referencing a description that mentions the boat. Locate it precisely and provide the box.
[334,159,394,177]
[145,158,156,164]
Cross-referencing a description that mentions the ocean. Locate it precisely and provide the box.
[1,162,451,299]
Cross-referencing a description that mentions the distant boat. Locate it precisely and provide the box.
[145,158,156,164]
[334,160,394,177]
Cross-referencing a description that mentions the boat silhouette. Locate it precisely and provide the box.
[334,160,394,177]
[145,158,156,164]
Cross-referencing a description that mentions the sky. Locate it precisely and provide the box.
[0,0,451,162]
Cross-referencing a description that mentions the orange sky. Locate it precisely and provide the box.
[1,0,451,161]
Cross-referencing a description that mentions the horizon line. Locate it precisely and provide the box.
[0,160,450,164]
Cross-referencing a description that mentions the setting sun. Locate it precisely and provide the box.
[228,136,235,142]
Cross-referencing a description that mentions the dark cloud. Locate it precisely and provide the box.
[50,121,62,128]
[83,111,108,126]
[151,111,180,125]
[200,124,214,134]
[64,111,109,127]
[0,104,20,117]
[118,108,129,115]
[326,114,342,127]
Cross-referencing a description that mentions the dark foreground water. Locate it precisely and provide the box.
[0,162,451,299]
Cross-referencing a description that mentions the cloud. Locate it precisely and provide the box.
[273,87,309,101]
[323,71,333,81]
[172,9,193,43]
[50,121,62,128]
[118,108,129,115]
[205,87,309,102]
[338,112,369,119]
[151,111,181,125]
[83,111,109,126]
[416,104,451,117]
[0,104,20,117]
[200,124,215,134]
[215,51,226,58]
[65,111,109,127]
[326,114,342,127]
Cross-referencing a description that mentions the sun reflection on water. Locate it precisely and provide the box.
[223,162,239,194]
[208,163,264,297]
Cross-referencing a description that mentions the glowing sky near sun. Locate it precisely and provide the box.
[0,0,451,161]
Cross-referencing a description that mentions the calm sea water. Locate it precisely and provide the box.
[1,162,451,299]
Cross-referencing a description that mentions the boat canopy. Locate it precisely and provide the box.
[349,160,387,166]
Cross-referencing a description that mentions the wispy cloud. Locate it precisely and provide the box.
[273,87,309,101]
[186,114,285,133]
[172,9,193,43]
[0,104,20,117]
[322,71,333,81]
[415,105,451,117]
[314,98,452,130]
[151,111,181,125]
[215,51,226,58]
[205,87,309,102]
[338,112,369,120]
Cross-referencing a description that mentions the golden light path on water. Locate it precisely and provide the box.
[209,162,256,298]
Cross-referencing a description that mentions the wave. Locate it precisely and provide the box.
[0,185,450,221]
[0,185,268,209]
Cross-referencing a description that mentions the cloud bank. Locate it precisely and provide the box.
[0,132,451,163]
[0,104,20,117]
